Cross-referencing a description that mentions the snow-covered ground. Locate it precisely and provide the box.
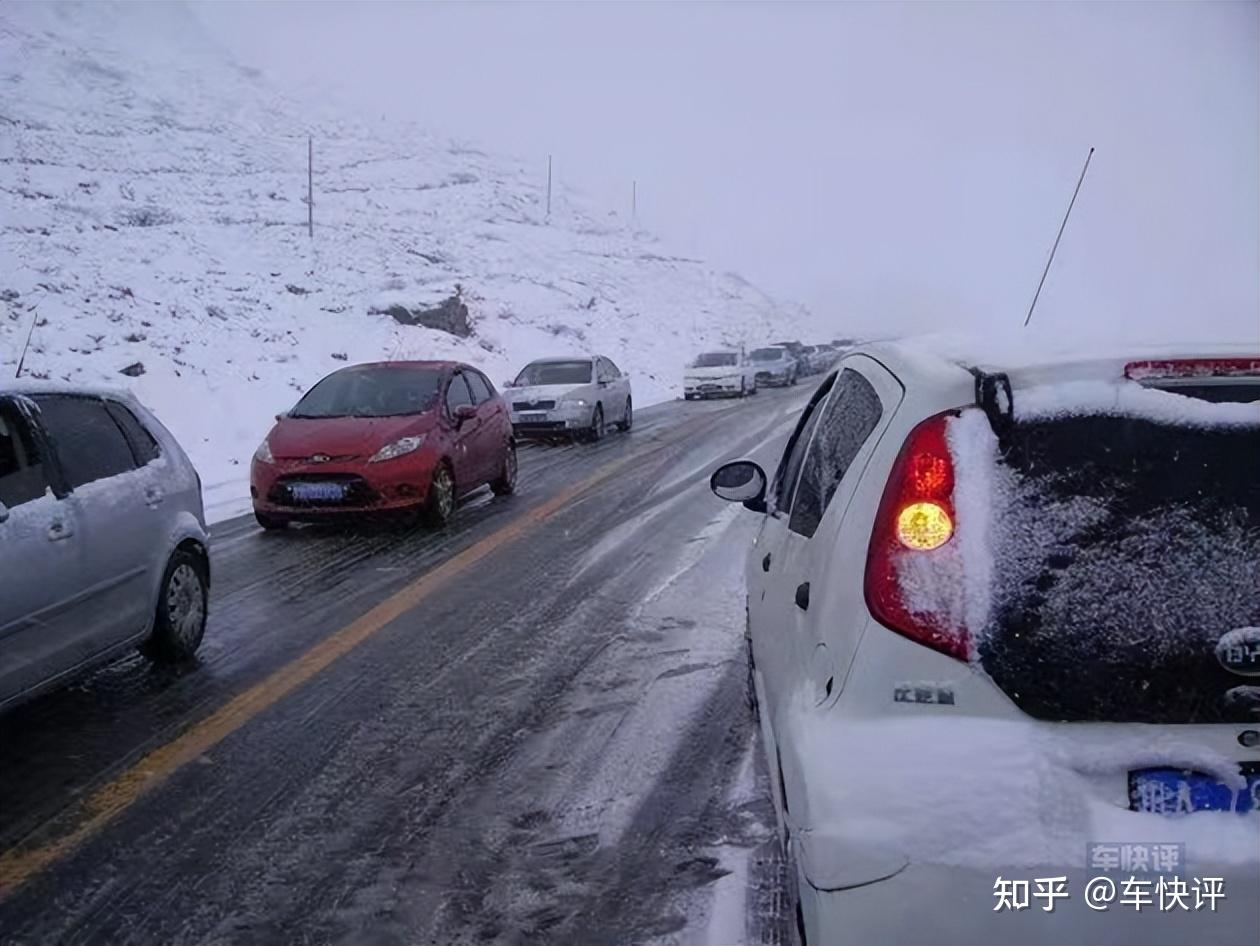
[0,1,816,521]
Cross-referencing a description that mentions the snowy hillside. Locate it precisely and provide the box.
[0,1,812,519]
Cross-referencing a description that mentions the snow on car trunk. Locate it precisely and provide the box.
[899,378,1260,723]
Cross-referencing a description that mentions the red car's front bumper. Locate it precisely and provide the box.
[250,451,440,519]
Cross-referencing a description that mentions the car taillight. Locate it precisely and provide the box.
[1124,358,1260,380]
[864,410,968,660]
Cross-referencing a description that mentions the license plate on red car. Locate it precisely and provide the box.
[290,482,345,502]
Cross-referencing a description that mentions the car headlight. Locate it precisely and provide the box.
[565,397,588,407]
[254,439,274,464]
[369,434,426,463]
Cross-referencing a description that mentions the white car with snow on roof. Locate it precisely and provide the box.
[506,355,632,442]
[683,350,757,399]
[709,340,1260,946]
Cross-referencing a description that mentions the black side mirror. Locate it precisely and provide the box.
[710,460,768,513]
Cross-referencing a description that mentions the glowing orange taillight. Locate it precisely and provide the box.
[896,501,954,551]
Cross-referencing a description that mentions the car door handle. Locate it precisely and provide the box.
[761,553,772,572]
[795,582,810,611]
[48,518,74,541]
[144,486,164,506]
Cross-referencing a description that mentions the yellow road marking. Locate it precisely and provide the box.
[0,449,645,897]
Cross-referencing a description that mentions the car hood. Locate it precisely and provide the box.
[268,413,437,460]
[685,365,742,379]
[507,383,590,403]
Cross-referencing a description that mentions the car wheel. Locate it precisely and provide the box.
[586,404,605,442]
[490,442,518,495]
[739,378,748,398]
[683,392,694,401]
[255,511,288,531]
[615,397,633,432]
[141,547,209,664]
[790,371,799,386]
[423,462,456,527]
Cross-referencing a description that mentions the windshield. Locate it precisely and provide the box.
[750,348,785,362]
[514,361,592,385]
[691,353,737,368]
[290,366,442,418]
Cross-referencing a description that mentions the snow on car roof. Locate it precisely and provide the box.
[3,379,139,402]
[862,330,1258,386]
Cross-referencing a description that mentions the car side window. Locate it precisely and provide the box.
[30,395,137,490]
[770,373,837,514]
[789,369,884,538]
[104,400,161,465]
[0,400,51,509]
[593,359,607,383]
[445,373,474,414]
[604,358,622,379]
[465,371,493,405]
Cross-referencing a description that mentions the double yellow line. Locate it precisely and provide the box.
[0,446,644,897]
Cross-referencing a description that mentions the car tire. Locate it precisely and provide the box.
[423,461,456,527]
[490,442,517,495]
[255,511,288,531]
[615,397,632,432]
[140,547,209,664]
[739,379,748,398]
[585,404,605,442]
[683,393,694,401]
[790,371,799,386]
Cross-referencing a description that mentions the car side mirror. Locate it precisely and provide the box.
[710,460,767,512]
[454,404,477,424]
[275,412,287,422]
[503,379,516,388]
[0,500,8,524]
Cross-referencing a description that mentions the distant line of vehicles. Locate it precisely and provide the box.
[684,339,851,399]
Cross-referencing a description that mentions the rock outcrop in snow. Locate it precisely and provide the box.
[0,1,812,514]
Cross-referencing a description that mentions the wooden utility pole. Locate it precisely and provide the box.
[546,154,552,220]
[307,135,314,238]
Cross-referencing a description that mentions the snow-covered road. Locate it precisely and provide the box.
[0,384,812,945]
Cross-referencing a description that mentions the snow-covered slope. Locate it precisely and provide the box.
[0,1,812,519]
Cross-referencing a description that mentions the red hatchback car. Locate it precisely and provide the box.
[250,361,516,529]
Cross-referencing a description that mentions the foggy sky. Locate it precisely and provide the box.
[194,1,1259,343]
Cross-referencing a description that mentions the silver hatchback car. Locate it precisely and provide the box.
[0,386,210,711]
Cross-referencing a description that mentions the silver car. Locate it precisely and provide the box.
[0,386,210,711]
[506,355,633,441]
[749,346,799,387]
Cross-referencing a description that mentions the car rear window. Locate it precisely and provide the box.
[291,366,442,418]
[974,391,1260,723]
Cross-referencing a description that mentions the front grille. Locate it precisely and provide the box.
[513,399,556,411]
[755,371,774,381]
[269,474,378,508]
[513,420,567,431]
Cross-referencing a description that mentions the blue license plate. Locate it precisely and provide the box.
[290,482,345,502]
[1130,766,1260,815]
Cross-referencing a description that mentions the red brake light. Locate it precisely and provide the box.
[1124,358,1260,381]
[864,410,968,661]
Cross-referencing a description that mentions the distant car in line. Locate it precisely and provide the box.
[684,350,757,400]
[797,345,826,376]
[0,385,210,711]
[749,346,799,387]
[710,342,1260,946]
[250,361,515,530]
[506,355,632,441]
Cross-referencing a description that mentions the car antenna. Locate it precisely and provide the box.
[1024,147,1094,327]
